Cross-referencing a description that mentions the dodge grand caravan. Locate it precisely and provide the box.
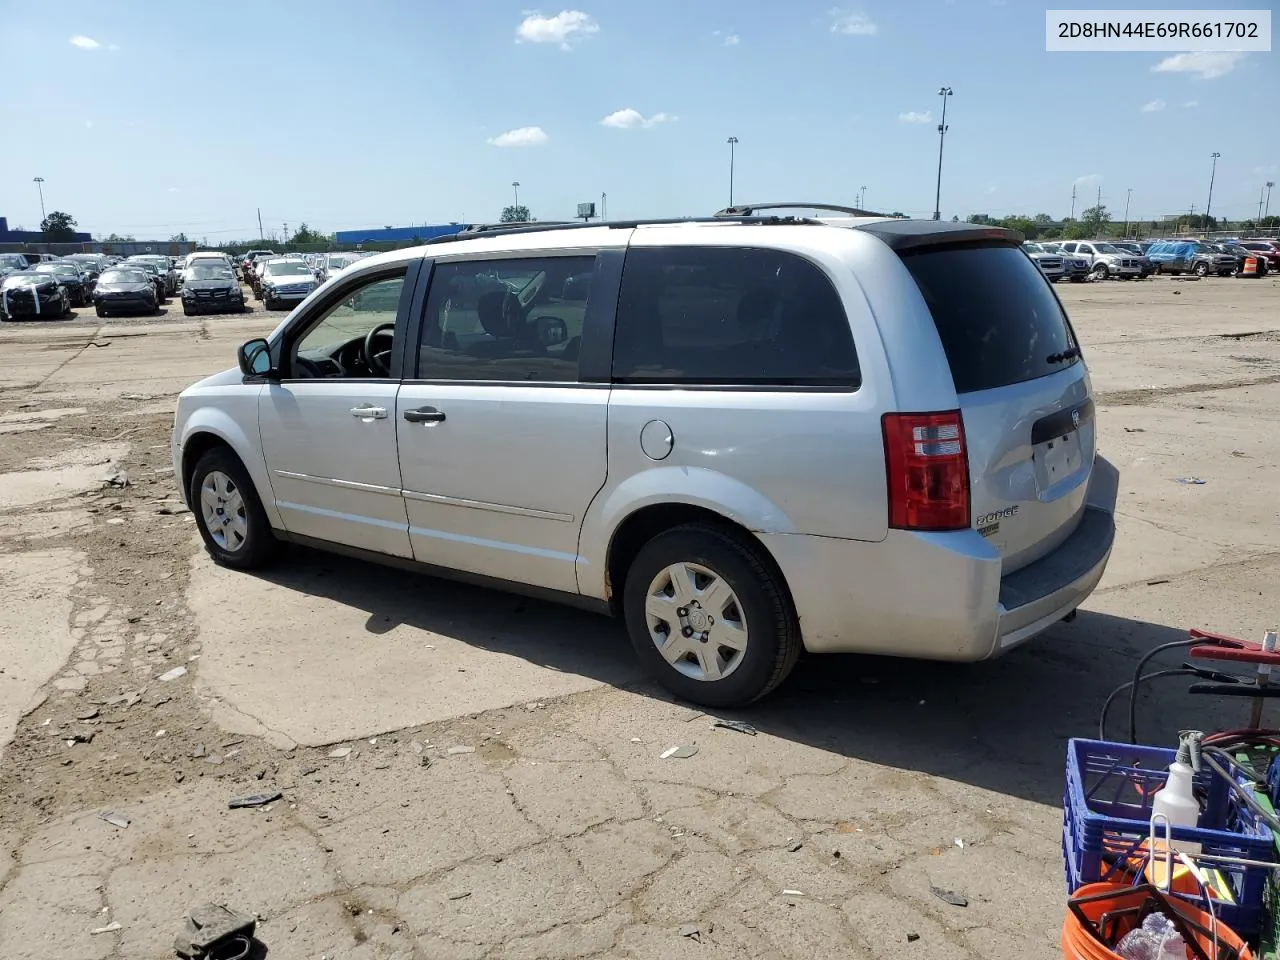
[172,207,1117,707]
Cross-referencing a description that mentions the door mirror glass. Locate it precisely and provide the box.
[534,315,567,347]
[238,338,273,377]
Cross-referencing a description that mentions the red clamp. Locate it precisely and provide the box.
[1187,628,1280,666]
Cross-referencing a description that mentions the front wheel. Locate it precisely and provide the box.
[1194,262,1209,277]
[95,305,106,318]
[1091,264,1109,281]
[623,523,801,707]
[189,447,277,569]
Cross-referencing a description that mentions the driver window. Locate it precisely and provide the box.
[292,272,406,379]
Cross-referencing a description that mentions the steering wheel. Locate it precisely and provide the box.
[363,323,396,376]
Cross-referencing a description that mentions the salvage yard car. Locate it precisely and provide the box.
[173,210,1117,706]
[1057,241,1143,280]
[1,270,71,320]
[258,258,317,310]
[1022,242,1067,282]
[181,261,246,315]
[31,261,92,306]
[93,266,160,316]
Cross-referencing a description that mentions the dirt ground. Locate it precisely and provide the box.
[1,274,1278,959]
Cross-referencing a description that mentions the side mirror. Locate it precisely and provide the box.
[237,338,275,378]
[534,315,567,347]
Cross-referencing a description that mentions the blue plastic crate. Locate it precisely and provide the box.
[1064,738,1275,940]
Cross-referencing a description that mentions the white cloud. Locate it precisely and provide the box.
[898,110,932,123]
[84,120,94,129]
[1141,98,1166,113]
[1183,99,1199,108]
[487,126,549,147]
[723,33,741,46]
[1073,173,1102,187]
[107,43,120,51]
[1254,165,1278,176]
[986,185,997,194]
[1152,51,1244,80]
[829,9,878,35]
[167,187,180,193]
[515,10,599,49]
[69,35,101,49]
[601,108,676,129]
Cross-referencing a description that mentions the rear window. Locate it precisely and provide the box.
[901,243,1078,394]
[613,246,860,387]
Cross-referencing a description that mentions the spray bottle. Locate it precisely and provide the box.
[1150,730,1203,857]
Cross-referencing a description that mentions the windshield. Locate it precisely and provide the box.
[1023,243,1043,253]
[1093,244,1123,254]
[102,269,149,283]
[189,264,234,280]
[266,262,311,276]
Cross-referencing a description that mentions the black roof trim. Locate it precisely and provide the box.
[853,219,1024,250]
[424,215,825,245]
[715,201,892,218]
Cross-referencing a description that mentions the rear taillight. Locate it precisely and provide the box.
[882,411,971,531]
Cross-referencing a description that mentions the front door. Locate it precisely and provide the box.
[258,268,414,558]
[396,253,610,593]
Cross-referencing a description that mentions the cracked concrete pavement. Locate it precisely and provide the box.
[0,277,1278,958]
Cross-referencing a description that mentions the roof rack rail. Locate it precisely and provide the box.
[714,202,892,218]
[423,215,826,245]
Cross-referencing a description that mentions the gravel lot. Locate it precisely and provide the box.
[0,273,1278,959]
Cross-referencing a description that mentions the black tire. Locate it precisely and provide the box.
[95,305,106,318]
[188,446,277,570]
[622,523,801,707]
[1091,264,1109,281]
[1194,262,1209,277]
[266,298,278,310]
[182,306,192,316]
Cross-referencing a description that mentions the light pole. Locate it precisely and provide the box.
[1123,188,1132,237]
[859,185,867,209]
[1266,181,1275,221]
[33,177,46,223]
[932,87,952,221]
[512,181,520,211]
[1204,152,1221,234]
[726,137,739,207]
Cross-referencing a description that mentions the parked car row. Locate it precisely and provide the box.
[1145,239,1274,277]
[1022,242,1090,282]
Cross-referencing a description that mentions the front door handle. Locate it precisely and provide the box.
[350,404,387,420]
[403,406,446,424]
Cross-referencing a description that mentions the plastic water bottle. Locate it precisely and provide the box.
[1151,732,1203,856]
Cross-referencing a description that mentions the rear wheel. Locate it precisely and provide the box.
[622,523,801,707]
[189,447,277,569]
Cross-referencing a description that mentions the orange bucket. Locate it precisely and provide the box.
[1062,882,1253,959]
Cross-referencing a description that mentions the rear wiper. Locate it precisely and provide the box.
[1046,346,1081,364]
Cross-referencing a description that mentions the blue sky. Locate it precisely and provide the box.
[2,0,1276,240]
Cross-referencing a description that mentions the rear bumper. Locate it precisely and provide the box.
[761,455,1118,661]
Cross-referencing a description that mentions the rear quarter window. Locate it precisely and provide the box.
[612,246,860,388]
[901,243,1079,395]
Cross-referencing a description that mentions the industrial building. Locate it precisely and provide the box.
[333,223,463,245]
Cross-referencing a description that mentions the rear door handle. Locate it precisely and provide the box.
[350,404,387,420]
[403,406,446,424]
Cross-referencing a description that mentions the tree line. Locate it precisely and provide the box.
[962,207,1280,240]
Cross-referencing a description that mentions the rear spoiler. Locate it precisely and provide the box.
[854,221,1023,251]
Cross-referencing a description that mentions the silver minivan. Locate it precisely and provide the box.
[173,208,1116,706]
